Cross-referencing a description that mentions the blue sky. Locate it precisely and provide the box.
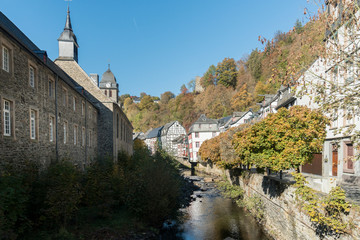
[2,0,321,97]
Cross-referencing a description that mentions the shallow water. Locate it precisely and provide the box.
[163,173,269,240]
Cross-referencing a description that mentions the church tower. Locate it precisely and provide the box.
[99,65,119,102]
[58,6,79,62]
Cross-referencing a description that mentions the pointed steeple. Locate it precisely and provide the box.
[58,6,79,62]
[64,6,72,31]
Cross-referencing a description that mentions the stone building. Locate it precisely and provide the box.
[55,7,133,158]
[0,11,98,167]
[194,76,204,93]
[0,8,133,167]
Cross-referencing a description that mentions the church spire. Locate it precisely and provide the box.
[58,6,79,62]
[64,6,72,31]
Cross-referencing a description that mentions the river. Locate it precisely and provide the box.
[161,171,269,240]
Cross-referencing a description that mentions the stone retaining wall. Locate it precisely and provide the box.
[194,162,360,240]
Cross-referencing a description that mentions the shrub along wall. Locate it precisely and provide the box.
[0,140,182,239]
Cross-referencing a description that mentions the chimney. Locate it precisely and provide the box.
[89,73,99,86]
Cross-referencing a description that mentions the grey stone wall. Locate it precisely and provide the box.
[0,29,97,168]
[195,162,360,240]
[55,59,133,158]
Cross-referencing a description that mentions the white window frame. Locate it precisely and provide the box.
[3,100,11,136]
[49,116,55,142]
[82,101,85,116]
[30,109,36,140]
[82,127,86,146]
[29,66,35,88]
[64,121,68,144]
[73,96,76,111]
[74,125,78,145]
[63,88,68,106]
[2,46,9,72]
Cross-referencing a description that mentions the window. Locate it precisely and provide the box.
[30,109,37,140]
[109,90,112,97]
[73,96,76,111]
[63,121,68,144]
[74,125,78,145]
[345,143,354,171]
[105,90,107,96]
[48,79,54,98]
[88,130,92,147]
[82,127,85,146]
[63,88,68,106]
[331,110,338,128]
[49,116,55,142]
[88,106,92,120]
[195,132,199,138]
[29,66,35,88]
[2,46,9,72]
[195,142,200,148]
[82,101,85,116]
[3,100,11,136]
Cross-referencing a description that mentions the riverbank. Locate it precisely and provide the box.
[161,168,269,240]
[188,161,360,240]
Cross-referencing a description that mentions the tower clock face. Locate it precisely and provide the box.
[106,83,111,88]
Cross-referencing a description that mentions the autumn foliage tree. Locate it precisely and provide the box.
[216,58,238,89]
[232,106,329,171]
[198,135,221,164]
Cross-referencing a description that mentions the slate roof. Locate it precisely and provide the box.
[275,87,296,110]
[145,126,163,139]
[161,121,176,136]
[218,116,231,128]
[0,11,97,109]
[100,66,117,84]
[188,114,219,133]
[195,114,218,124]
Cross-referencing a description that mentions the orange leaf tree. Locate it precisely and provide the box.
[198,135,221,164]
[233,106,328,171]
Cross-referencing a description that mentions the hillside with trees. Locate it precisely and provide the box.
[122,16,325,132]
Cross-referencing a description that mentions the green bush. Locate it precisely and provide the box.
[42,160,82,228]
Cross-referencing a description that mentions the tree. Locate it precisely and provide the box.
[187,79,196,93]
[201,65,217,88]
[216,58,238,89]
[246,49,263,81]
[160,91,175,104]
[180,84,188,94]
[232,106,328,171]
[138,95,154,110]
[294,19,304,34]
[231,83,254,111]
[199,136,221,164]
[140,92,147,99]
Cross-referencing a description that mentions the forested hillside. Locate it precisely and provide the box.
[122,17,325,132]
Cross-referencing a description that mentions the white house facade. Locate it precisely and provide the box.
[188,114,219,162]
